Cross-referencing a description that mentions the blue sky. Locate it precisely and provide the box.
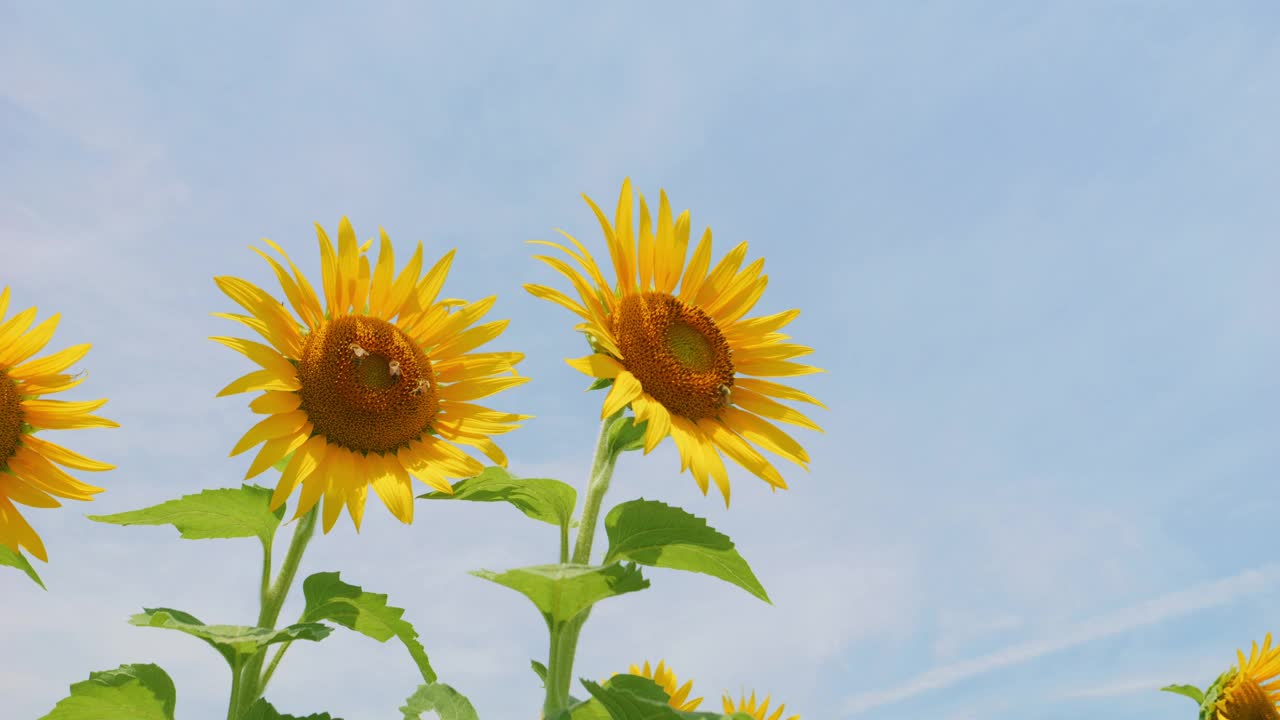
[3,2,1279,719]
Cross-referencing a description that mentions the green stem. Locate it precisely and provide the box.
[542,412,622,716]
[226,661,244,720]
[258,640,293,692]
[234,507,318,719]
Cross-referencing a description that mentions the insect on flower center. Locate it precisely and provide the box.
[296,315,438,454]
[1220,675,1280,720]
[614,292,735,421]
[0,372,22,465]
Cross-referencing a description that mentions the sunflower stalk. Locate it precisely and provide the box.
[542,411,624,716]
[233,506,318,718]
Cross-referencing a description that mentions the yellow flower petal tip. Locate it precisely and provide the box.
[213,221,529,531]
[529,181,825,503]
[0,287,115,562]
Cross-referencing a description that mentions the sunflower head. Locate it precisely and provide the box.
[526,179,825,506]
[722,690,799,720]
[214,218,529,533]
[612,659,703,711]
[1210,634,1280,720]
[0,287,115,562]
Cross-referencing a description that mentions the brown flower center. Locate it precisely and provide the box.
[613,292,735,420]
[296,315,438,453]
[0,372,21,466]
[1220,674,1280,720]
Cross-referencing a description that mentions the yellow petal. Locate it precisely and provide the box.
[434,352,525,384]
[320,450,352,533]
[213,277,303,351]
[429,320,511,360]
[344,453,370,531]
[735,358,824,377]
[733,377,827,409]
[565,353,624,379]
[413,295,498,349]
[700,419,788,489]
[0,287,9,321]
[437,375,529,402]
[733,343,814,363]
[250,245,321,330]
[0,307,39,356]
[677,228,713,303]
[524,283,591,320]
[583,189,630,292]
[412,249,457,316]
[245,427,310,480]
[217,369,301,397]
[722,407,809,468]
[8,343,90,380]
[7,445,104,500]
[211,312,299,358]
[724,309,800,340]
[0,474,61,508]
[0,495,46,562]
[631,394,671,454]
[637,192,655,291]
[368,230,396,317]
[600,370,644,418]
[249,390,303,415]
[258,239,325,328]
[384,242,426,318]
[0,312,59,367]
[397,443,452,493]
[667,416,701,473]
[369,452,414,523]
[730,387,823,432]
[210,336,299,379]
[272,435,328,510]
[19,434,114,472]
[230,411,309,457]
[15,372,86,396]
[21,399,118,430]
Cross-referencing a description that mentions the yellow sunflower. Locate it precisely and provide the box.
[525,179,824,505]
[213,218,529,533]
[1210,633,1280,720]
[0,287,115,561]
[613,659,703,711]
[722,690,799,720]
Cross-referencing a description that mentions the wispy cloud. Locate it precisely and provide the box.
[841,564,1279,715]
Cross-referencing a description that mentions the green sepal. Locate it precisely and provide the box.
[1160,684,1205,704]
[399,682,480,720]
[471,563,649,628]
[0,544,45,589]
[244,698,339,720]
[88,485,284,547]
[1196,669,1234,720]
[532,659,549,686]
[129,608,330,669]
[419,467,576,530]
[587,377,615,392]
[299,572,437,684]
[603,499,770,603]
[606,415,648,455]
[38,663,176,720]
[579,675,755,719]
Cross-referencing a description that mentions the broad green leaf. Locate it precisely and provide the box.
[88,485,284,546]
[244,698,338,720]
[300,571,436,684]
[399,682,479,720]
[603,499,769,603]
[39,663,176,720]
[531,659,549,686]
[129,608,330,668]
[419,467,576,528]
[580,676,753,719]
[1160,684,1204,704]
[472,563,648,627]
[0,544,45,589]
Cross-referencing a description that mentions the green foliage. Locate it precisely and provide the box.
[88,485,284,546]
[419,467,576,530]
[0,543,45,588]
[472,563,649,628]
[579,676,754,719]
[399,683,480,720]
[299,571,437,684]
[1160,684,1205,705]
[587,378,615,392]
[38,663,176,720]
[1195,669,1235,720]
[603,499,770,603]
[129,608,330,669]
[244,698,339,720]
[532,659,550,686]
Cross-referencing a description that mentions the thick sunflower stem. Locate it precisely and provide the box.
[542,412,622,716]
[234,507,318,719]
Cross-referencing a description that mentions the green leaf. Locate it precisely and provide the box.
[299,571,436,684]
[129,608,330,668]
[38,663,176,720]
[399,683,480,720]
[587,377,615,392]
[603,499,770,603]
[88,485,284,546]
[244,698,339,720]
[0,543,45,589]
[472,563,649,627]
[1160,684,1205,704]
[1199,669,1236,720]
[419,466,576,529]
[531,659,549,686]
[580,676,752,719]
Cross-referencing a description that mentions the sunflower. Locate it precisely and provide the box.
[213,218,529,533]
[722,690,799,720]
[613,659,703,711]
[525,179,824,505]
[1209,633,1280,720]
[0,287,115,561]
